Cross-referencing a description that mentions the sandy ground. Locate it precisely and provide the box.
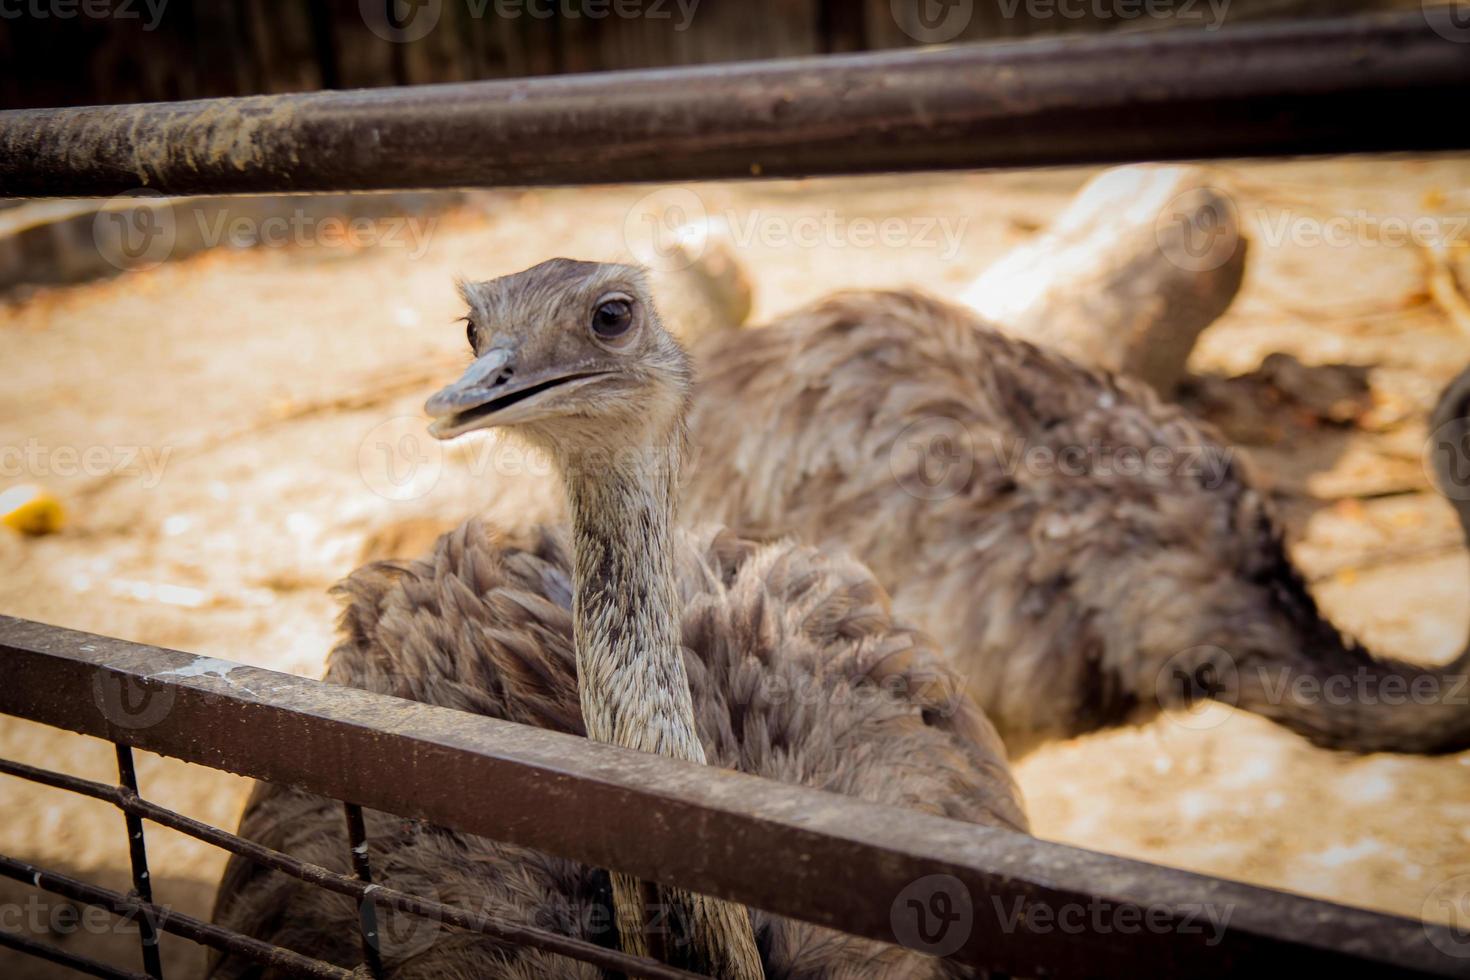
[2,158,1470,976]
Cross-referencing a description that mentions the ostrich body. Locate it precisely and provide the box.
[683,290,1470,756]
[209,261,1024,979]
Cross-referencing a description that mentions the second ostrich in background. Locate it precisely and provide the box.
[209,260,1025,979]
[684,290,1470,756]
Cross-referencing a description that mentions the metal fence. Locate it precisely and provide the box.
[2,615,1466,979]
[2,9,1470,979]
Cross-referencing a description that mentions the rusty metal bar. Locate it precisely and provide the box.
[0,925,152,980]
[0,615,1461,978]
[0,755,707,980]
[114,744,163,979]
[1,11,1468,198]
[0,853,354,980]
[342,803,384,980]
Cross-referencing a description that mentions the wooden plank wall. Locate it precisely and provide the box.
[0,0,1421,110]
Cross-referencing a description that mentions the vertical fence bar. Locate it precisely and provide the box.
[114,744,162,979]
[343,803,384,980]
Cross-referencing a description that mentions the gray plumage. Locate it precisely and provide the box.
[209,261,1025,979]
[684,289,1470,756]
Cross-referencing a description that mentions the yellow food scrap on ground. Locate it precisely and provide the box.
[0,484,65,536]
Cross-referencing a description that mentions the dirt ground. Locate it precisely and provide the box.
[2,157,1469,976]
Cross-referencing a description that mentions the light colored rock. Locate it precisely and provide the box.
[960,164,1248,396]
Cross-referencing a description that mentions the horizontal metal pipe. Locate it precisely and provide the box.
[0,614,1462,978]
[0,853,353,980]
[1,11,1467,198]
[0,925,152,980]
[0,756,705,980]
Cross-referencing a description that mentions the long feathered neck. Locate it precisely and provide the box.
[557,423,764,980]
[562,433,703,761]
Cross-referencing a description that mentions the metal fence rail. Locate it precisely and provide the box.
[0,853,357,980]
[0,755,702,980]
[0,614,1464,979]
[0,10,1468,198]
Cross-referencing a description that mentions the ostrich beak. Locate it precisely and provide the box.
[425,348,608,439]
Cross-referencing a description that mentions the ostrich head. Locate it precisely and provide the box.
[425,258,692,462]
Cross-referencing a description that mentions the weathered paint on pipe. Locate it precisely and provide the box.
[1,11,1468,197]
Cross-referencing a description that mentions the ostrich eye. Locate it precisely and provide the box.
[465,320,477,350]
[591,299,633,341]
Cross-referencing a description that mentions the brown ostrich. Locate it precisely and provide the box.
[683,290,1470,756]
[208,260,1025,979]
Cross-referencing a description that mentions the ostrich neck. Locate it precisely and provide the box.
[559,437,764,979]
[563,445,705,763]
